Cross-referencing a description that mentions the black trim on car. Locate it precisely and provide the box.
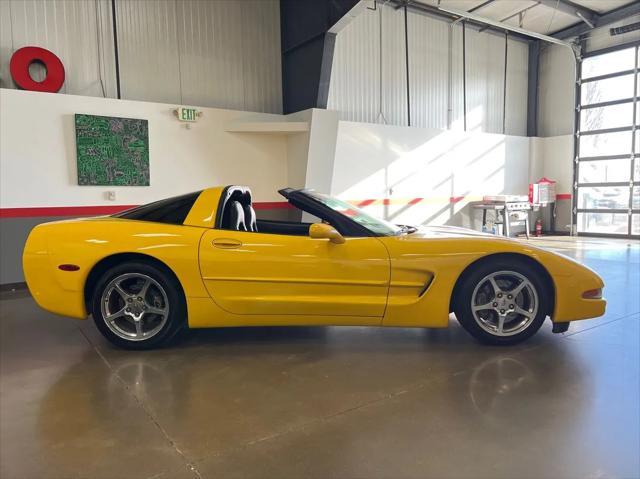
[113,191,202,225]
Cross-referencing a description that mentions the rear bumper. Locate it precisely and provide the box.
[22,228,87,319]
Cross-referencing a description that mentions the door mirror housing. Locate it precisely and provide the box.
[309,223,345,244]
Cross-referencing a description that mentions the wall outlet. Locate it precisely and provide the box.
[107,191,116,201]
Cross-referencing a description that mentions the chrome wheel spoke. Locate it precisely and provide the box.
[514,305,534,319]
[488,277,501,296]
[134,318,144,338]
[507,280,528,298]
[138,279,151,300]
[145,306,166,316]
[105,308,126,323]
[473,302,494,312]
[113,282,129,300]
[497,314,506,334]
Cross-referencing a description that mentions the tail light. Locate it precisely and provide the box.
[582,288,602,299]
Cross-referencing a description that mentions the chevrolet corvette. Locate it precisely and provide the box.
[23,186,606,349]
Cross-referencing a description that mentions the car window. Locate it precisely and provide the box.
[114,191,201,225]
[303,191,402,236]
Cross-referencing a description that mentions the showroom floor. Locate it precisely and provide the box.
[1,236,638,479]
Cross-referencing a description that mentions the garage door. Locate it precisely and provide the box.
[575,44,639,238]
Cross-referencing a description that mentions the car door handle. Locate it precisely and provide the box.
[212,238,242,249]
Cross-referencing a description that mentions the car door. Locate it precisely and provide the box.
[198,228,390,320]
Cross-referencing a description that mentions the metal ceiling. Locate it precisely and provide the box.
[398,0,639,39]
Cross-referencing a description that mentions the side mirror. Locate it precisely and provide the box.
[309,223,345,244]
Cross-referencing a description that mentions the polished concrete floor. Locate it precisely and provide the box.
[1,237,638,479]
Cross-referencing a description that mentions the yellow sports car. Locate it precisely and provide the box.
[23,186,606,349]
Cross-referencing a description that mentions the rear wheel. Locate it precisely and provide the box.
[91,262,186,350]
[454,260,548,345]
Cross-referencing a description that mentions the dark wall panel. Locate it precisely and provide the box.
[280,0,360,113]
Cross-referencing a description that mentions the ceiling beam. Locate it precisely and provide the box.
[437,4,573,46]
[478,2,541,33]
[387,0,531,40]
[452,0,495,25]
[469,0,495,13]
[552,1,640,39]
[537,0,598,26]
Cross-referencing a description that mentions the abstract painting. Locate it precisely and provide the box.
[75,114,149,186]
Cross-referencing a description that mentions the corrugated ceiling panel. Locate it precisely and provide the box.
[407,11,449,129]
[465,28,505,134]
[538,43,575,137]
[115,0,282,112]
[328,4,407,125]
[116,0,182,104]
[0,1,14,89]
[175,0,244,109]
[239,0,282,114]
[175,0,282,112]
[450,23,465,131]
[329,8,527,135]
[505,37,528,136]
[328,6,380,123]
[0,0,115,97]
[381,6,408,126]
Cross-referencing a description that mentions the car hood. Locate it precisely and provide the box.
[406,225,511,240]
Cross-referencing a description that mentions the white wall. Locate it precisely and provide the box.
[329,121,532,228]
[0,89,289,208]
[0,0,282,114]
[532,135,574,232]
[327,4,529,136]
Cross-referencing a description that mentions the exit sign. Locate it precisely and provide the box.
[174,107,201,122]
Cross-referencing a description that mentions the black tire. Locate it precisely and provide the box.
[453,259,549,346]
[91,261,186,350]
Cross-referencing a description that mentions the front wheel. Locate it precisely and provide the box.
[91,262,186,350]
[454,260,549,345]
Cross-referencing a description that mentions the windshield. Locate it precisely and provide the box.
[304,191,403,236]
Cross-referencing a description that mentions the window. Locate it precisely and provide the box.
[575,44,639,237]
[303,191,402,236]
[115,191,201,225]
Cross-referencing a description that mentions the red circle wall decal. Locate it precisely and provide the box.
[9,46,65,93]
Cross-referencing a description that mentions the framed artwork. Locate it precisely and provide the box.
[75,114,149,186]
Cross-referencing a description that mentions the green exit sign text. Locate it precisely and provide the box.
[175,107,201,122]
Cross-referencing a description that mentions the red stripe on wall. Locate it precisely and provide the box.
[0,201,293,218]
[0,194,574,219]
[356,199,376,208]
[0,205,138,218]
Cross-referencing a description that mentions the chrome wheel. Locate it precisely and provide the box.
[100,273,170,342]
[470,270,539,337]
